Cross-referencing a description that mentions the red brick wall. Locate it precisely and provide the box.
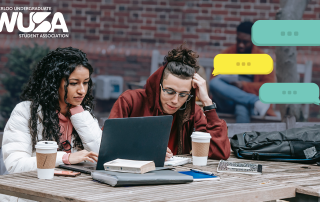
[1,0,320,51]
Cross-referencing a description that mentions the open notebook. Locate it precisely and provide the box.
[179,170,220,181]
[164,156,191,166]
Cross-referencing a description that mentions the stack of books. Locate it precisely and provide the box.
[91,158,193,186]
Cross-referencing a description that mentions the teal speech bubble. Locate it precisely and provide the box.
[259,83,320,105]
[252,20,320,46]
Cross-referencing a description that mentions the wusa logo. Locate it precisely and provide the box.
[0,12,68,33]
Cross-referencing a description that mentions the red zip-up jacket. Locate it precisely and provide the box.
[109,66,230,160]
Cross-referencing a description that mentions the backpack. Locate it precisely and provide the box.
[230,124,320,164]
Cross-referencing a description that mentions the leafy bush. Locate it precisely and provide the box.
[0,44,50,129]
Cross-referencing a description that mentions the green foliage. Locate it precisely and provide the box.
[0,44,50,128]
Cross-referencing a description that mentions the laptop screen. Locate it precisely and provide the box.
[96,115,173,170]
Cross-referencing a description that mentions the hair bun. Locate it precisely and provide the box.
[164,44,200,72]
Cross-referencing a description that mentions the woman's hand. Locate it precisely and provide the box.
[68,150,98,164]
[192,73,212,106]
[165,147,173,161]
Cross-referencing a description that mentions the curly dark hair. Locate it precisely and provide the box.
[162,44,200,80]
[20,47,95,152]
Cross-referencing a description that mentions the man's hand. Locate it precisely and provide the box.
[68,150,98,164]
[230,81,243,89]
[192,73,212,106]
[165,147,173,161]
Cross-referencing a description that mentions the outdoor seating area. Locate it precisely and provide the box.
[2,0,320,201]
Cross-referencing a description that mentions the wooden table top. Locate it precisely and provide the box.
[2,153,320,202]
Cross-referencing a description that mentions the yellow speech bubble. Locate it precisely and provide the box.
[212,54,273,76]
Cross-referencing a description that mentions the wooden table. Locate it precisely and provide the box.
[1,153,320,202]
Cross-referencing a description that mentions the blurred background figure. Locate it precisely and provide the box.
[209,22,276,123]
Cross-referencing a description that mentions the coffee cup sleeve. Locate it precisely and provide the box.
[36,153,57,169]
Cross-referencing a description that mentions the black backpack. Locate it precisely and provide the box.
[230,124,320,164]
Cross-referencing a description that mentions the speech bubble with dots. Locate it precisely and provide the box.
[259,83,320,105]
[212,54,273,76]
[252,20,320,46]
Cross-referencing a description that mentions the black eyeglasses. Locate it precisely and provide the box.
[61,140,71,151]
[160,83,193,101]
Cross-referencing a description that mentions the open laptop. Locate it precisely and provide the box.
[60,115,173,174]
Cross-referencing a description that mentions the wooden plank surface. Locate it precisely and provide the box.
[0,153,300,202]
[294,122,320,129]
[0,171,295,202]
[218,155,320,199]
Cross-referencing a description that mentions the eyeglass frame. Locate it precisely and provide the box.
[160,83,193,101]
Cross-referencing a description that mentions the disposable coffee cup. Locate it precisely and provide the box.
[191,132,211,166]
[35,141,58,179]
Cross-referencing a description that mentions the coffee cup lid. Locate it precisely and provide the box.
[35,141,58,149]
[191,131,211,139]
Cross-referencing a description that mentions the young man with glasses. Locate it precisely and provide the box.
[109,45,230,161]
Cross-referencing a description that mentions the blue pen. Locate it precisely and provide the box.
[190,169,216,176]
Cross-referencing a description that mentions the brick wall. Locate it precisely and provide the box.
[1,0,320,52]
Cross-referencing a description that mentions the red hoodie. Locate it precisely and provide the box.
[109,66,230,160]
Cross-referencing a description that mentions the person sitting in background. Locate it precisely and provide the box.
[209,21,276,123]
[109,45,230,161]
[2,47,102,174]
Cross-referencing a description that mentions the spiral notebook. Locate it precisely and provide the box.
[217,160,262,174]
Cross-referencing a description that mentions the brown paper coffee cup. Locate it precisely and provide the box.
[192,142,210,157]
[36,153,57,169]
[35,141,58,179]
[191,131,211,166]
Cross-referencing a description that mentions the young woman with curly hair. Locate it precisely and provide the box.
[2,47,102,174]
[109,45,230,161]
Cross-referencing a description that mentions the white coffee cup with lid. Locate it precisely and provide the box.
[35,141,58,179]
[191,132,211,166]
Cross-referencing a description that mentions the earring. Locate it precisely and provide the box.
[179,101,188,111]
[178,95,192,111]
